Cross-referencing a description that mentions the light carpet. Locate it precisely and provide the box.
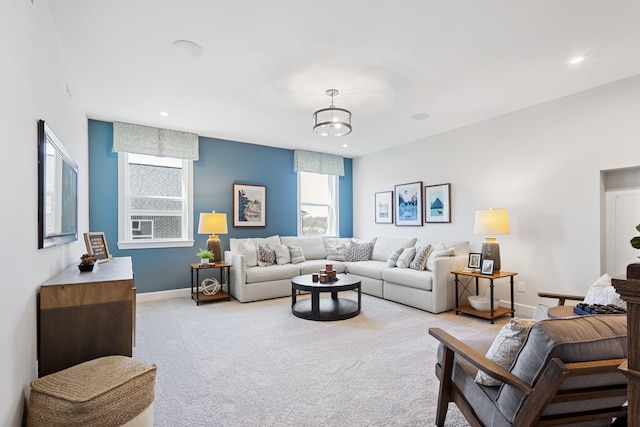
[133,292,509,426]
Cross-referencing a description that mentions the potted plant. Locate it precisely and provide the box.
[78,253,97,272]
[628,224,640,279]
[196,248,214,265]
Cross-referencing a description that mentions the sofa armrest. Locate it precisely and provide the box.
[224,251,246,302]
[430,255,468,313]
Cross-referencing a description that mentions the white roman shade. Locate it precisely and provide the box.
[113,121,199,160]
[294,150,344,176]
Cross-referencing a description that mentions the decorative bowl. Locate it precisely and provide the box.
[78,264,95,272]
[468,295,500,311]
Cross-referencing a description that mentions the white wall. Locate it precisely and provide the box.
[0,1,87,425]
[354,75,640,315]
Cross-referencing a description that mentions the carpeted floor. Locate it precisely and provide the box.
[134,292,508,426]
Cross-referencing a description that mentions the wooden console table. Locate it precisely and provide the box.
[451,269,517,323]
[38,257,135,377]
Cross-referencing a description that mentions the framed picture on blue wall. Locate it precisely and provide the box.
[425,183,451,223]
[233,183,266,227]
[394,181,423,226]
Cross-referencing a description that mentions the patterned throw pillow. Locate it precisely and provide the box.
[257,243,276,267]
[387,248,404,267]
[396,247,416,268]
[347,241,374,262]
[326,243,347,261]
[475,318,537,386]
[288,244,306,264]
[410,245,432,270]
[238,240,257,268]
[274,243,291,265]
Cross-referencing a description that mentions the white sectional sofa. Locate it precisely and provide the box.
[224,235,469,314]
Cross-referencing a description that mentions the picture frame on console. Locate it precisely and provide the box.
[83,232,111,262]
[425,183,451,223]
[233,183,266,227]
[481,259,495,275]
[468,253,482,269]
[374,191,393,224]
[394,181,423,226]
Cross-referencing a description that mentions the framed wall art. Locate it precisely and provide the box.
[394,181,423,226]
[425,183,451,223]
[374,191,393,224]
[233,183,266,227]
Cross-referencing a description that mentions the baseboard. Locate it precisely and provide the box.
[498,300,536,319]
[137,288,191,303]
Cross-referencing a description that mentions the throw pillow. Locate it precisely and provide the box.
[475,317,537,386]
[274,243,291,265]
[387,248,404,267]
[288,244,306,264]
[238,240,257,268]
[348,241,374,262]
[257,243,276,267]
[583,273,626,309]
[426,244,455,271]
[396,247,416,269]
[325,243,347,261]
[410,245,432,270]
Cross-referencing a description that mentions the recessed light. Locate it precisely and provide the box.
[172,40,203,57]
[568,55,586,65]
[159,111,170,117]
[412,113,430,120]
[342,143,349,148]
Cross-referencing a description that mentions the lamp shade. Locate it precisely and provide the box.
[473,208,510,236]
[198,212,228,235]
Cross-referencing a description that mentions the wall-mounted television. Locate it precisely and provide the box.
[38,120,78,249]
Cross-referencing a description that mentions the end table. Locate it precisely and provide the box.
[451,269,517,323]
[190,262,232,305]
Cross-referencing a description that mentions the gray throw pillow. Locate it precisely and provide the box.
[288,244,306,264]
[348,241,374,262]
[387,248,404,267]
[257,243,276,267]
[410,245,432,270]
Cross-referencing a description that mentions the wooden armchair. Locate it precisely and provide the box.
[429,315,628,427]
[537,292,585,306]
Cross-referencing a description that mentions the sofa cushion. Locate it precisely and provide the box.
[382,268,434,291]
[246,264,301,283]
[475,318,537,386]
[298,260,346,275]
[387,248,403,267]
[238,240,258,267]
[274,243,291,265]
[230,235,281,253]
[280,236,327,260]
[396,247,416,268]
[348,241,374,262]
[345,260,387,280]
[371,236,417,262]
[257,243,276,267]
[287,244,306,264]
[410,245,432,270]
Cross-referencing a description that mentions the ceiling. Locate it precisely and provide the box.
[48,1,640,158]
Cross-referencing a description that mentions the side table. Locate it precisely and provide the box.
[451,269,517,323]
[190,262,232,305]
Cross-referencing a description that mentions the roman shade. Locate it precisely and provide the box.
[294,150,344,176]
[113,121,199,160]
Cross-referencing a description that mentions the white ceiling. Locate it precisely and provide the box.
[48,0,640,158]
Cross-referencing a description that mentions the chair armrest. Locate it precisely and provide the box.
[428,327,532,395]
[537,292,585,306]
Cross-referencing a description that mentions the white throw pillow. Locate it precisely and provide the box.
[475,317,537,386]
[274,243,291,265]
[583,273,626,309]
[325,243,347,261]
[288,244,306,264]
[396,247,416,269]
[238,240,257,268]
[387,248,404,267]
[426,243,455,271]
[410,245,432,271]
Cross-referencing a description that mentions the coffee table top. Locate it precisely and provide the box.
[291,274,360,291]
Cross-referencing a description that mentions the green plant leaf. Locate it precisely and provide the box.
[631,236,640,250]
[636,223,640,232]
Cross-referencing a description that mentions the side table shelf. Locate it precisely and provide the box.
[451,269,518,324]
[190,262,232,306]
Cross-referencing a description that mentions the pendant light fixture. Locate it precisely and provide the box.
[313,89,352,137]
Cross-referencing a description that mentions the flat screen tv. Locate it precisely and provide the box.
[37,119,78,249]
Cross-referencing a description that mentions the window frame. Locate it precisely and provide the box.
[117,152,194,249]
[297,171,339,237]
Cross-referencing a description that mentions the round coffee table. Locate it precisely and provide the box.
[291,274,361,321]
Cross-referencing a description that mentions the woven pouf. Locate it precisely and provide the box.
[27,355,156,427]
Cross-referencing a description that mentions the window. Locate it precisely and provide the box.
[118,153,193,249]
[298,171,338,236]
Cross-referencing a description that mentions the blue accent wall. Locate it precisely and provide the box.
[88,120,353,293]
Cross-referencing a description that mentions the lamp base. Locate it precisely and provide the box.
[480,239,501,272]
[207,235,222,263]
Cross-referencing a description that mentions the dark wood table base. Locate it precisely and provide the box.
[291,274,361,321]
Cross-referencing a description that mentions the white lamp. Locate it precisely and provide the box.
[473,208,510,272]
[198,211,228,263]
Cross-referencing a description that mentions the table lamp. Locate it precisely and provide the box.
[198,211,228,263]
[473,208,510,272]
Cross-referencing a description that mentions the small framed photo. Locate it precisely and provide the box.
[468,253,482,269]
[375,191,393,224]
[394,181,423,226]
[233,183,266,227]
[425,183,451,223]
[83,232,111,262]
[481,259,495,275]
